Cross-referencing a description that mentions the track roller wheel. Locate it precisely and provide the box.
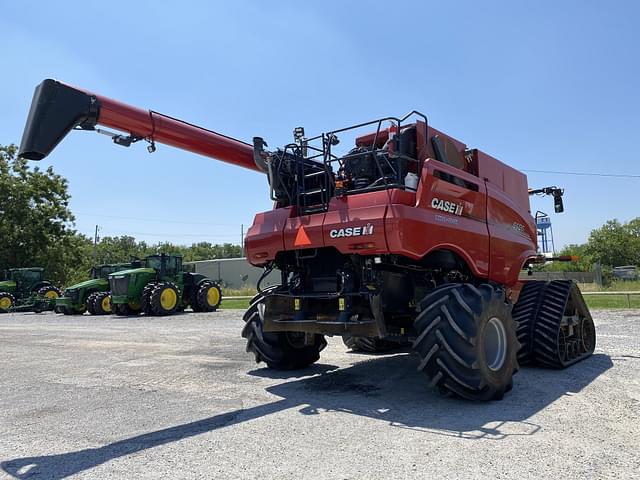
[141,282,158,315]
[150,282,180,316]
[413,283,518,401]
[0,292,15,313]
[196,281,222,312]
[241,289,326,370]
[93,292,113,315]
[342,335,399,353]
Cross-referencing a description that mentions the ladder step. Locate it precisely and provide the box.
[300,188,326,196]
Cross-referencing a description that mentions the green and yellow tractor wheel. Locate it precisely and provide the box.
[37,285,62,299]
[150,282,180,316]
[0,292,15,313]
[100,294,113,314]
[196,282,222,312]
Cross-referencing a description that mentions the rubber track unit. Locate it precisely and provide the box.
[412,283,518,401]
[513,280,595,369]
[241,287,327,370]
[342,336,399,353]
[512,281,547,364]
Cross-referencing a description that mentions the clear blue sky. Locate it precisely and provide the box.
[1,1,638,249]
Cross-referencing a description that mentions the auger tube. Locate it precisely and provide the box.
[18,79,261,172]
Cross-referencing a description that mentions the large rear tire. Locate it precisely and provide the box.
[141,283,157,315]
[412,283,518,401]
[196,281,222,312]
[93,292,112,315]
[86,292,99,315]
[37,285,62,300]
[150,282,180,316]
[241,291,326,370]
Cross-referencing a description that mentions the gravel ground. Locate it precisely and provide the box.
[0,309,638,480]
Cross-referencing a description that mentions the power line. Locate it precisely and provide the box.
[522,169,640,178]
[93,228,240,239]
[74,212,240,227]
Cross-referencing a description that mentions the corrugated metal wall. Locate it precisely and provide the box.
[186,258,280,290]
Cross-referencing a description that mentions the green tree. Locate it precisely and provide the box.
[0,144,82,284]
[584,218,640,267]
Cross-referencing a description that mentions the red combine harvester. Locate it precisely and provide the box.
[19,79,595,401]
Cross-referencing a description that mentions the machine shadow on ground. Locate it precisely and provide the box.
[1,353,612,479]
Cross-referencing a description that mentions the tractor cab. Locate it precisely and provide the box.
[5,268,45,296]
[91,261,140,280]
[143,254,182,278]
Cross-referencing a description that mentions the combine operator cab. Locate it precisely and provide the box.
[253,111,434,214]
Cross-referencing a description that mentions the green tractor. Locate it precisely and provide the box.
[0,268,62,313]
[108,253,222,316]
[55,261,140,315]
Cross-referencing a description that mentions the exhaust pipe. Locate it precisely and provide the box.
[18,79,99,160]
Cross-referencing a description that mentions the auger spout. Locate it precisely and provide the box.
[18,79,261,172]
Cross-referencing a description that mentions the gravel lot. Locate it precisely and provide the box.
[0,309,638,479]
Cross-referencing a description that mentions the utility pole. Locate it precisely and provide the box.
[92,225,100,267]
[240,224,244,255]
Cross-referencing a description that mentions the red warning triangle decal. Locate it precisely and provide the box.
[294,226,312,246]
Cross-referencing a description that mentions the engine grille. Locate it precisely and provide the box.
[65,289,79,303]
[110,277,129,296]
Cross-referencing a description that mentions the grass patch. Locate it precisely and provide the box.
[220,298,250,309]
[223,286,257,297]
[577,280,640,292]
[218,284,640,310]
[583,294,640,309]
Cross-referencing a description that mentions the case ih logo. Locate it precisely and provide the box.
[431,197,464,216]
[329,224,374,238]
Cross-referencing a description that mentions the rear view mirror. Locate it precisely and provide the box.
[553,192,564,213]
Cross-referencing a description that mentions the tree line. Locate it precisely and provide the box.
[2,143,637,286]
[542,217,640,275]
[0,144,241,286]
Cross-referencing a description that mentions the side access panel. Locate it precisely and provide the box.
[386,159,490,278]
[481,150,537,286]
